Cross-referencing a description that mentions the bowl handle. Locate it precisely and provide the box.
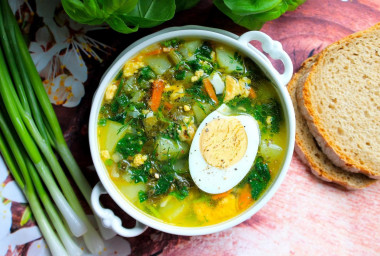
[238,31,293,86]
[91,182,148,237]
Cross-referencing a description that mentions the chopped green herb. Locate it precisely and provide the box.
[163,122,181,141]
[253,100,282,133]
[175,60,191,71]
[115,77,125,97]
[110,101,119,113]
[195,42,212,59]
[138,190,148,202]
[116,94,129,107]
[170,186,189,200]
[115,70,123,81]
[185,79,210,103]
[139,66,156,80]
[175,70,186,80]
[153,173,174,196]
[108,112,127,124]
[161,39,181,48]
[98,118,107,126]
[104,159,114,166]
[201,61,214,75]
[186,59,202,71]
[131,161,151,183]
[233,52,243,65]
[248,156,270,200]
[115,131,147,157]
[226,97,282,133]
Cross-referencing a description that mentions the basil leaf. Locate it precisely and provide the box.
[175,0,201,12]
[214,0,266,30]
[285,0,307,11]
[223,0,282,16]
[62,0,139,33]
[101,0,138,14]
[122,0,176,28]
[106,15,139,34]
[215,0,305,30]
[252,1,289,22]
[62,0,105,24]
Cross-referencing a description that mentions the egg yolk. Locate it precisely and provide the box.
[199,117,248,168]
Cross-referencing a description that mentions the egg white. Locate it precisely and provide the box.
[189,105,260,194]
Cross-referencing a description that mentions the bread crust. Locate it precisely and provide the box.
[296,23,380,178]
[289,56,375,189]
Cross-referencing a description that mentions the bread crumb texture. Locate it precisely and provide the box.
[288,56,375,189]
[299,23,380,178]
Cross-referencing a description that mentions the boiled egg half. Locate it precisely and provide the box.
[189,104,260,194]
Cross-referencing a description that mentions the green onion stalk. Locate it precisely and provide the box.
[0,112,82,256]
[0,130,68,256]
[0,48,86,253]
[1,0,112,239]
[0,0,109,254]
[4,0,113,243]
[2,3,105,251]
[0,10,87,238]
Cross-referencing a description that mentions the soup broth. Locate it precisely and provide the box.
[97,38,287,227]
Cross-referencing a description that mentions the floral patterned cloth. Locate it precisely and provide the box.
[0,0,130,255]
[0,158,132,256]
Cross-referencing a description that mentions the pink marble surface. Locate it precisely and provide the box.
[158,157,380,255]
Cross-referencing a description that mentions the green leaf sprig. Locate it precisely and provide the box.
[61,0,305,34]
[214,0,306,30]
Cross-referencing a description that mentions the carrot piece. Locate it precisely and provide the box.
[164,102,173,110]
[249,87,256,99]
[211,189,232,200]
[145,48,162,56]
[150,79,165,112]
[203,79,219,104]
[238,184,253,210]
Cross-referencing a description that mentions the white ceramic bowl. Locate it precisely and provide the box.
[89,25,295,237]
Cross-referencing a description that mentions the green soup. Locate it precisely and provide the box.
[97,38,287,227]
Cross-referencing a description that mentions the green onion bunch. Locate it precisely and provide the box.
[0,1,107,255]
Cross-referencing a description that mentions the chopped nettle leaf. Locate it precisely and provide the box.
[115,131,147,157]
[131,161,152,183]
[153,173,175,196]
[185,79,211,103]
[227,97,282,133]
[116,94,129,107]
[186,59,202,71]
[110,100,119,113]
[195,42,213,59]
[138,190,148,202]
[170,186,189,200]
[115,70,123,80]
[98,118,107,126]
[248,156,271,200]
[253,100,282,133]
[175,70,186,80]
[163,122,181,141]
[139,66,156,80]
[161,38,181,48]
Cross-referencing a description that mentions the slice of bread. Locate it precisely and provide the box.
[297,23,380,178]
[288,56,375,189]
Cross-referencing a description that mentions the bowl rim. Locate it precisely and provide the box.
[89,26,295,236]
